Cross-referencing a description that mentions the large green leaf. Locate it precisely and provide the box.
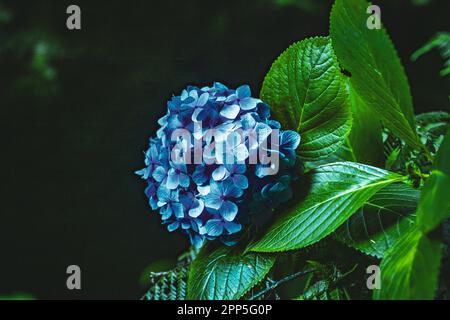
[260,36,351,161]
[330,0,421,150]
[416,130,450,233]
[250,162,406,252]
[335,183,419,258]
[346,80,384,166]
[374,227,443,300]
[187,246,275,300]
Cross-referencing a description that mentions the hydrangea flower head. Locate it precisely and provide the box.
[136,83,300,248]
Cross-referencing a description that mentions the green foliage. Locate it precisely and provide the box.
[374,227,443,300]
[335,183,419,258]
[250,163,406,252]
[0,293,34,300]
[142,248,197,300]
[346,80,384,166]
[384,111,449,185]
[375,131,450,299]
[260,37,351,161]
[294,261,356,300]
[139,259,175,287]
[416,130,450,232]
[330,0,422,150]
[187,245,275,300]
[166,0,449,301]
[412,32,450,77]
[416,111,450,140]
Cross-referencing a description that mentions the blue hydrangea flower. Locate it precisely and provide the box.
[136,83,300,248]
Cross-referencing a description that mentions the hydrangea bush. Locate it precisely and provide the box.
[136,83,300,247]
[141,0,450,301]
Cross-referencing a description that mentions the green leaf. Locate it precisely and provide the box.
[375,133,449,300]
[416,130,450,233]
[374,227,443,300]
[330,0,421,150]
[416,111,450,140]
[250,162,406,252]
[187,245,275,300]
[411,32,450,77]
[346,80,384,166]
[260,36,351,160]
[335,183,419,258]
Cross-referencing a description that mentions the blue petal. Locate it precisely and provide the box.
[197,93,209,106]
[233,174,249,189]
[189,199,204,218]
[152,166,167,182]
[181,222,191,230]
[172,203,185,218]
[144,184,156,198]
[203,192,223,210]
[158,114,169,126]
[224,221,242,234]
[156,186,170,203]
[234,164,246,174]
[236,85,251,98]
[256,103,271,119]
[204,219,224,237]
[222,180,244,198]
[135,168,148,179]
[224,163,245,174]
[189,90,198,100]
[149,196,158,210]
[214,82,229,91]
[179,173,190,188]
[220,200,238,222]
[192,165,208,185]
[212,165,228,181]
[189,234,204,249]
[239,97,260,110]
[160,205,172,220]
[167,221,180,232]
[281,130,301,150]
[220,104,240,119]
[225,94,238,103]
[197,184,211,196]
[209,180,223,196]
[240,113,256,130]
[255,162,278,178]
[166,168,180,190]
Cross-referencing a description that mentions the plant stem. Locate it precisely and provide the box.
[248,269,316,300]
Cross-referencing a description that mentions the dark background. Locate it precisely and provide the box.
[0,0,448,299]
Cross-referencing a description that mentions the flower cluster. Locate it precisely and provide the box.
[136,83,300,247]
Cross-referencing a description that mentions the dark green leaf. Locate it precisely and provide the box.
[260,36,351,160]
[375,132,450,300]
[251,162,406,252]
[187,246,275,300]
[411,32,450,77]
[330,0,421,150]
[335,183,419,258]
[416,130,450,233]
[346,80,384,166]
[416,111,450,139]
[374,227,442,300]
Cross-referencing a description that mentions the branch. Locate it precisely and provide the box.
[248,269,315,300]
